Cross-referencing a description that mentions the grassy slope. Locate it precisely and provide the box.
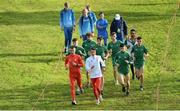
[0,0,179,110]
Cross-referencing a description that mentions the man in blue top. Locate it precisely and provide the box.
[60,2,76,53]
[96,12,108,46]
[79,8,94,41]
[86,4,97,25]
[110,14,128,43]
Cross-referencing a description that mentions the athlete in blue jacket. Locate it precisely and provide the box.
[96,12,108,46]
[86,5,97,25]
[79,8,94,41]
[60,2,76,53]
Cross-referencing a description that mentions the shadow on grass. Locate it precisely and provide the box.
[0,52,61,64]
[0,10,172,26]
[0,79,178,110]
[0,84,70,110]
[0,81,132,110]
[0,83,99,110]
[0,52,58,58]
[17,58,59,64]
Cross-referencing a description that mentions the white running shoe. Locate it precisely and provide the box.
[99,95,103,102]
[96,99,100,105]
[72,100,77,105]
[115,80,120,85]
[140,86,144,91]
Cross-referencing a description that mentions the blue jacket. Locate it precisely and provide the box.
[96,18,108,38]
[79,15,94,36]
[88,11,97,24]
[60,9,75,28]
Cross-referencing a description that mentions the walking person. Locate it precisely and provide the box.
[115,44,131,96]
[96,12,108,46]
[79,8,94,41]
[60,2,76,53]
[66,38,86,95]
[65,46,84,105]
[110,14,128,42]
[108,32,123,85]
[131,36,148,91]
[86,47,105,105]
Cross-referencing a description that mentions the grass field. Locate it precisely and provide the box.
[0,0,180,110]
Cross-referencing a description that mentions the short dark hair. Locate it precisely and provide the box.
[72,38,78,42]
[111,32,116,36]
[86,4,90,10]
[97,37,102,41]
[86,32,92,37]
[99,12,104,16]
[130,29,136,32]
[64,2,68,7]
[137,36,142,40]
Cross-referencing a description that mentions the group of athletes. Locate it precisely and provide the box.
[61,2,148,105]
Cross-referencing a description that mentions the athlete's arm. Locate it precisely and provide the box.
[144,53,148,60]
[144,46,148,59]
[100,56,105,67]
[125,53,131,64]
[85,59,91,72]
[65,56,69,70]
[108,49,112,56]
[104,52,109,60]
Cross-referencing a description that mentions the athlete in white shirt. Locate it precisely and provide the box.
[86,47,105,105]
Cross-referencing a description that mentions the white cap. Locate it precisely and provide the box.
[115,14,120,20]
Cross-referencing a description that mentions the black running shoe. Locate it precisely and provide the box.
[80,88,84,94]
[126,91,129,96]
[122,86,126,92]
[72,101,77,105]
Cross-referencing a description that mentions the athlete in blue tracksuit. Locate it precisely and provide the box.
[79,8,94,41]
[60,2,76,53]
[110,14,128,43]
[96,12,108,46]
[86,4,97,25]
